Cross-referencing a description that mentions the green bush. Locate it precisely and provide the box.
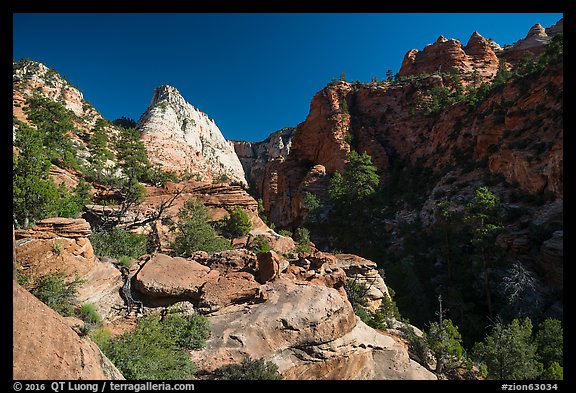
[171,198,231,256]
[90,228,148,260]
[541,362,563,380]
[344,279,369,311]
[55,179,92,218]
[221,206,252,238]
[293,227,311,253]
[93,312,209,380]
[250,235,271,255]
[212,173,231,184]
[30,272,83,317]
[278,229,292,237]
[76,303,102,332]
[214,356,283,380]
[163,310,211,350]
[118,255,133,268]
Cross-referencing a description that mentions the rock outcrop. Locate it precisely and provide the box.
[13,59,103,134]
[13,282,124,380]
[189,278,435,380]
[335,254,389,312]
[502,19,563,64]
[398,32,499,81]
[14,217,124,321]
[232,127,294,193]
[137,85,247,186]
[85,180,295,254]
[14,218,98,281]
[134,252,264,314]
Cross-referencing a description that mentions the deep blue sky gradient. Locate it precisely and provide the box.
[13,13,563,142]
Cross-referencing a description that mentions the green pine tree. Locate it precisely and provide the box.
[13,123,59,227]
[473,317,542,380]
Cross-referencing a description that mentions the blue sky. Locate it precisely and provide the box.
[13,13,562,142]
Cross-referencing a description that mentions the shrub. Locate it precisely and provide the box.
[250,235,271,255]
[344,279,370,314]
[221,206,252,238]
[94,312,209,380]
[171,198,231,256]
[30,272,83,317]
[90,228,148,260]
[118,255,133,268]
[400,324,431,368]
[55,179,92,218]
[214,356,283,380]
[76,303,102,332]
[212,173,231,184]
[278,229,292,237]
[163,310,211,350]
[293,227,311,253]
[52,240,64,255]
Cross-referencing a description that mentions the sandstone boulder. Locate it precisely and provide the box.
[133,252,265,314]
[256,250,288,283]
[134,253,210,298]
[189,278,435,380]
[198,272,263,314]
[76,259,125,321]
[13,283,124,380]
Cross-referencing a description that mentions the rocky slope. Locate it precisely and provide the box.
[13,281,124,380]
[14,189,434,380]
[12,18,562,381]
[13,59,100,127]
[137,85,247,186]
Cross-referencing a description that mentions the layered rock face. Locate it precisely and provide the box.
[13,283,124,380]
[232,127,294,193]
[398,32,500,81]
[137,85,247,186]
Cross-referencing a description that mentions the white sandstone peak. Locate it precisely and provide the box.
[137,85,247,186]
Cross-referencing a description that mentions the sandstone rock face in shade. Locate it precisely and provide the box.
[13,283,124,380]
[335,253,390,312]
[538,230,563,291]
[233,127,294,192]
[137,85,247,186]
